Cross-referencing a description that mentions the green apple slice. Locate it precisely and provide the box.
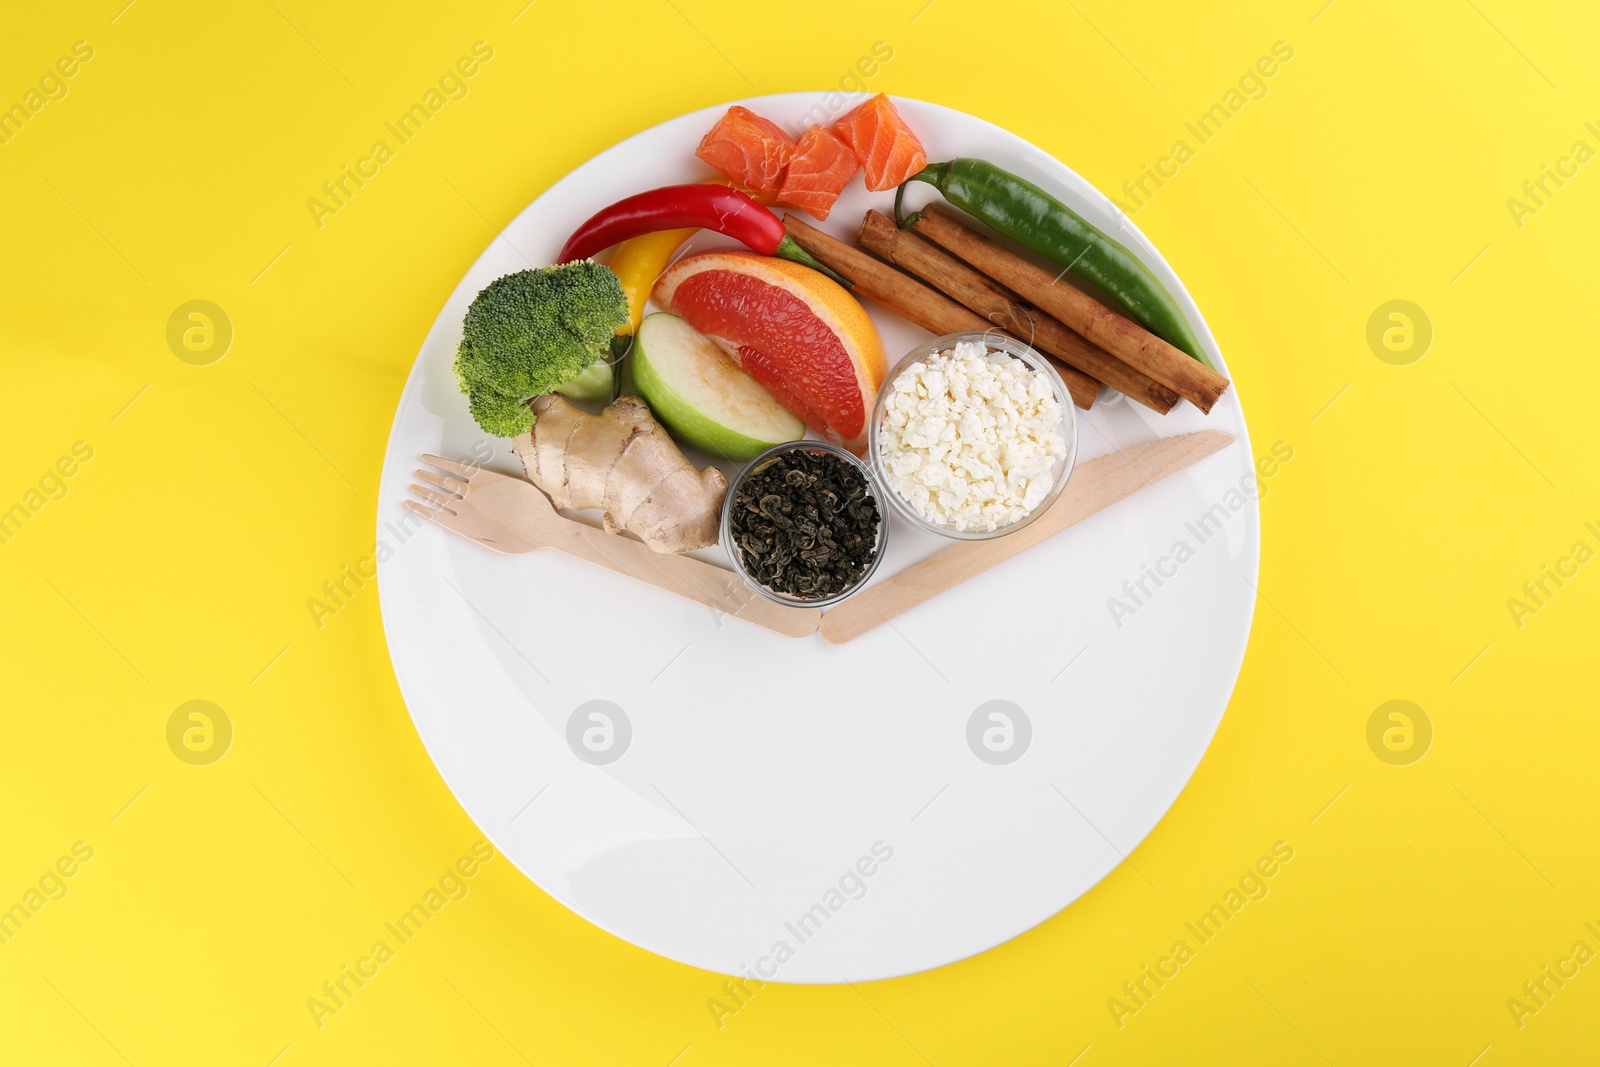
[633,312,804,461]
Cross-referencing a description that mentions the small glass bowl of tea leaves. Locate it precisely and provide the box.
[721,441,887,608]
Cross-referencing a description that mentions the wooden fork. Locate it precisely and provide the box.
[404,455,820,638]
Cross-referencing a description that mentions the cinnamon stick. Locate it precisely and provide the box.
[857,211,1178,414]
[783,215,1099,409]
[908,205,1230,414]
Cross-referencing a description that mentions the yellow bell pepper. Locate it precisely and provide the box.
[610,227,696,337]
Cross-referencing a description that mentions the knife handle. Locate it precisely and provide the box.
[820,430,1234,644]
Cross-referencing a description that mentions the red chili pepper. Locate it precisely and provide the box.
[557,184,850,287]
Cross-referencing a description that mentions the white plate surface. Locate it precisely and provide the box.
[376,94,1257,983]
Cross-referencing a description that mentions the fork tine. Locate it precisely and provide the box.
[414,468,465,494]
[400,502,464,531]
[420,454,478,479]
[409,484,458,512]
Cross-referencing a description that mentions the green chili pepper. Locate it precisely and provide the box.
[895,159,1211,368]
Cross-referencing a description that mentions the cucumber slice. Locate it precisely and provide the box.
[553,358,615,403]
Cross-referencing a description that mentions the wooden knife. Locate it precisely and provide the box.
[820,430,1236,644]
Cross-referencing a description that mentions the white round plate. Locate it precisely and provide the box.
[377,94,1257,983]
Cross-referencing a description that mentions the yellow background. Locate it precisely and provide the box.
[3,0,1597,1062]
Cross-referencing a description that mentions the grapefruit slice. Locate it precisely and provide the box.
[776,126,860,220]
[653,252,887,454]
[834,94,927,192]
[695,106,796,194]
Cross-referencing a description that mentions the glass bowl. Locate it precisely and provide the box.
[869,332,1079,541]
[720,440,889,608]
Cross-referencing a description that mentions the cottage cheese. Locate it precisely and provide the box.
[877,341,1066,532]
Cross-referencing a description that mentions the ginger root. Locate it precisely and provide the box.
[512,394,728,553]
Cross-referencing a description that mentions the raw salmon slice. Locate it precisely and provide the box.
[776,126,860,220]
[834,94,926,192]
[695,106,796,194]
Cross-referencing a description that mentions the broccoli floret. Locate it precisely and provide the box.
[453,262,628,436]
